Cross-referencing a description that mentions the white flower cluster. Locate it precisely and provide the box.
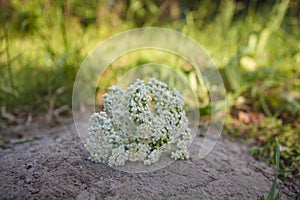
[85,78,192,166]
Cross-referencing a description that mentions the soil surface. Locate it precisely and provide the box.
[0,123,299,200]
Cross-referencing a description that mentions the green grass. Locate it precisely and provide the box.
[258,138,282,200]
[226,117,300,178]
[0,0,299,179]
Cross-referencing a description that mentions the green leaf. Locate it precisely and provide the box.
[258,196,266,200]
[266,137,281,200]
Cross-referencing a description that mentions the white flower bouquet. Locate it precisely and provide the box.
[85,78,192,166]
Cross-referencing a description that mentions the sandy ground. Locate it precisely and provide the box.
[0,123,299,200]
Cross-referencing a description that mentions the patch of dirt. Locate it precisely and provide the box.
[0,123,299,199]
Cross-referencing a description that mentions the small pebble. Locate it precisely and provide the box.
[24,163,32,170]
[30,187,39,194]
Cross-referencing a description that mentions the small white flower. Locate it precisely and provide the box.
[85,78,192,166]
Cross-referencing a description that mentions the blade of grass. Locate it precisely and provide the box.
[259,97,273,117]
[256,0,290,57]
[266,137,281,200]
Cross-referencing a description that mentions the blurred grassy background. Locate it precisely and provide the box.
[0,0,299,178]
